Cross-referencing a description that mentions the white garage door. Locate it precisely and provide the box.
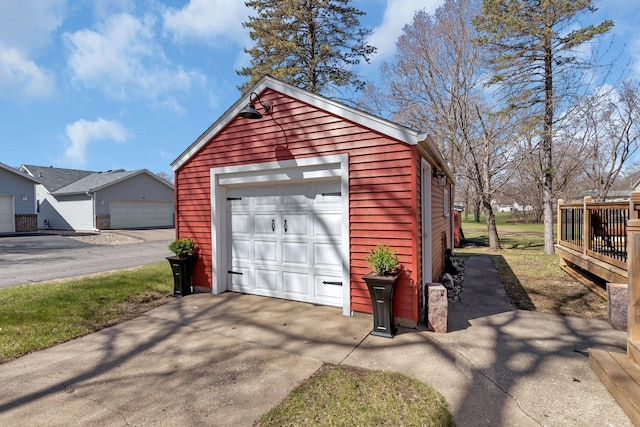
[227,181,343,307]
[110,200,173,229]
[0,195,14,233]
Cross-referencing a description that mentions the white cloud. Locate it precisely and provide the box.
[369,0,445,62]
[64,13,205,101]
[0,47,55,99]
[65,118,131,166]
[0,0,66,52]
[0,0,65,101]
[162,0,249,45]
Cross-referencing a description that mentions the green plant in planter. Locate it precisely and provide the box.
[168,237,196,257]
[366,245,400,276]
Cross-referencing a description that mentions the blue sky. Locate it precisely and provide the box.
[0,0,638,177]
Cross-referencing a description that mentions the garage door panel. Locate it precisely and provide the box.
[255,195,278,207]
[256,269,278,292]
[255,214,276,235]
[314,275,343,307]
[231,214,251,234]
[314,243,342,269]
[255,240,278,262]
[283,214,307,236]
[314,213,342,238]
[228,181,343,307]
[282,192,310,207]
[231,239,252,261]
[282,241,309,265]
[228,266,251,290]
[283,272,308,297]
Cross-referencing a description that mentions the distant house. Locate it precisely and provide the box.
[170,76,455,327]
[0,162,39,233]
[20,165,174,231]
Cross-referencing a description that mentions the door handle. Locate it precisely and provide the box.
[284,219,288,233]
[272,219,275,232]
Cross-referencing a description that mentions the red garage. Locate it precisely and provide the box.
[171,76,454,328]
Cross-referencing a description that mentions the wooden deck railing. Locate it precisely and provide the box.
[556,193,640,284]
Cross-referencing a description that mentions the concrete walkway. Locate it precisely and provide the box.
[0,256,632,426]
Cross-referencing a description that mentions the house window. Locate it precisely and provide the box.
[444,189,449,217]
[36,200,40,213]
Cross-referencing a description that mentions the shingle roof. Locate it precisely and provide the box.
[20,165,173,195]
[21,164,96,192]
[53,169,139,195]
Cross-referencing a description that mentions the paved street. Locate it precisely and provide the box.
[0,230,174,288]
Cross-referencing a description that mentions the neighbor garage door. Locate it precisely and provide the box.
[0,195,14,233]
[109,200,173,229]
[227,181,343,307]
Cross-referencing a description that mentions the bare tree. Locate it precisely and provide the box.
[572,81,640,200]
[156,171,174,185]
[378,0,527,249]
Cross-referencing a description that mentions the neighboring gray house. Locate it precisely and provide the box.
[20,165,174,231]
[0,162,40,233]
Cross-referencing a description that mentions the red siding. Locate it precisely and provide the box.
[175,89,422,323]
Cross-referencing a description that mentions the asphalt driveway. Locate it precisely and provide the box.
[0,229,174,288]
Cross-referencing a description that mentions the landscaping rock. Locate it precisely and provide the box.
[427,283,448,333]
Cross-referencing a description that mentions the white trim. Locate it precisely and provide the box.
[210,154,351,316]
[421,158,433,289]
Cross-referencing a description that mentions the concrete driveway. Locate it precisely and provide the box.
[0,229,174,288]
[0,256,632,426]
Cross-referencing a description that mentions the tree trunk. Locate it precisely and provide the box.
[543,24,555,255]
[483,200,501,250]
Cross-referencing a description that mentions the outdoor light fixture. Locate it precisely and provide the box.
[238,92,271,119]
[434,168,447,187]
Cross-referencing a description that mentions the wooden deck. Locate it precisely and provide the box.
[557,195,633,286]
[557,196,640,424]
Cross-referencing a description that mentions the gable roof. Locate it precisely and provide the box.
[21,164,96,192]
[171,75,453,180]
[0,161,41,184]
[20,165,173,195]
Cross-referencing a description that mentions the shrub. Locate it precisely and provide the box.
[365,245,399,276]
[168,237,195,257]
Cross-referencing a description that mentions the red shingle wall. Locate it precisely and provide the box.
[175,89,419,322]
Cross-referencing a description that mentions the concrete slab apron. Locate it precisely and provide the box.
[0,297,346,426]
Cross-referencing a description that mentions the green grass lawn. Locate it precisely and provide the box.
[0,262,173,363]
[259,366,453,427]
[457,212,608,319]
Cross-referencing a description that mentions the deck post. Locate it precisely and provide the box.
[557,199,563,243]
[630,192,640,220]
[628,219,640,362]
[584,196,592,256]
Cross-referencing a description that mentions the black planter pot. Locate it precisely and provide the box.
[362,272,399,338]
[166,255,196,297]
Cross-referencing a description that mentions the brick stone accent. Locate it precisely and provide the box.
[15,214,37,232]
[607,283,628,331]
[96,215,111,230]
[427,283,448,333]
